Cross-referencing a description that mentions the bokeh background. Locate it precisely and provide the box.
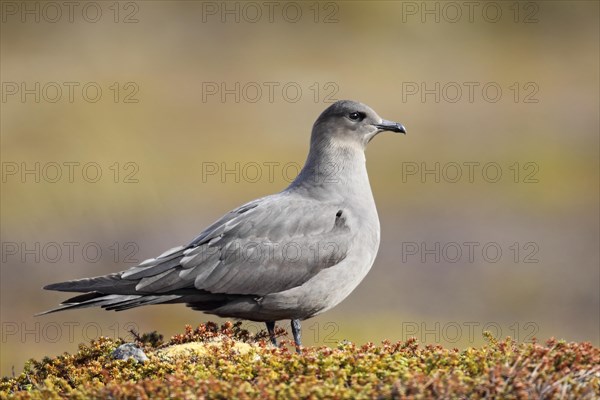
[1,1,598,375]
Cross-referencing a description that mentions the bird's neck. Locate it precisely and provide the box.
[287,137,373,199]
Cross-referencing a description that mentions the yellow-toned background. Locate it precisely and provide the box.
[1,1,598,374]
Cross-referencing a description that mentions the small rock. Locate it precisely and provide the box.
[111,343,148,363]
[158,338,254,360]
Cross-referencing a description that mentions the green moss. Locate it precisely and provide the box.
[1,322,598,399]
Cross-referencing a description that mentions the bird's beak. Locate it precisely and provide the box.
[374,120,406,134]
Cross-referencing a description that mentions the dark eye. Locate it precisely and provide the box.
[348,112,365,121]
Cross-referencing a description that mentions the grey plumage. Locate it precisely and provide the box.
[40,100,406,348]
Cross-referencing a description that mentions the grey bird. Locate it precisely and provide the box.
[40,100,406,349]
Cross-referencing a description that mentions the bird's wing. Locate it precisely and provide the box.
[119,193,352,296]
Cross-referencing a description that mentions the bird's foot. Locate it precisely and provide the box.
[265,321,277,347]
[291,319,302,354]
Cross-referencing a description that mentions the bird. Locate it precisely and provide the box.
[40,100,406,349]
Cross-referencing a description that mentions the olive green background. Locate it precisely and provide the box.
[1,1,598,374]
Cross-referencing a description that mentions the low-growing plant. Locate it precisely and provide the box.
[1,322,598,399]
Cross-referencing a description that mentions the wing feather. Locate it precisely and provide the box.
[110,193,352,296]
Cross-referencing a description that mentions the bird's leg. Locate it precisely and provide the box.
[291,319,302,352]
[266,321,277,346]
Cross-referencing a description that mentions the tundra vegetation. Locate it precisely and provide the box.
[1,322,598,399]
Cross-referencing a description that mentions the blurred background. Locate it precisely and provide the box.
[1,1,598,375]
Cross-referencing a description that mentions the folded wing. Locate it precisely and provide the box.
[44,193,352,307]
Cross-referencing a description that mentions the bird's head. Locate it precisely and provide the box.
[311,100,406,150]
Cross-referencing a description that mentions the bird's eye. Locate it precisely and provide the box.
[348,112,365,121]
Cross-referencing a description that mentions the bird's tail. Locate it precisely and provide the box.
[38,273,182,315]
[38,245,231,315]
[43,273,133,294]
[36,292,183,315]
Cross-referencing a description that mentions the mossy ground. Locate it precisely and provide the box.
[1,322,598,399]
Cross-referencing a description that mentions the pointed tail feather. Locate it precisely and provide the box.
[43,273,138,295]
[36,293,183,315]
[36,294,138,315]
